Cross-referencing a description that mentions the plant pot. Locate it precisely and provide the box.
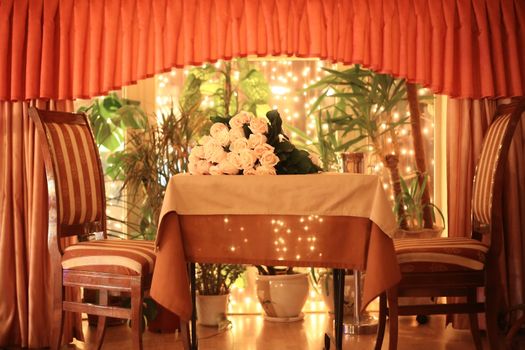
[256,273,309,321]
[196,294,229,326]
[319,274,357,315]
[393,226,444,239]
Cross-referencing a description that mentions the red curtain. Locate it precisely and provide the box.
[0,0,524,102]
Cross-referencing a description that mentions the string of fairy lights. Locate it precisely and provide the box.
[152,58,436,313]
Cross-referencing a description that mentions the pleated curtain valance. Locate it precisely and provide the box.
[0,0,524,102]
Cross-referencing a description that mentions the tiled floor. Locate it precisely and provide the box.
[67,313,496,350]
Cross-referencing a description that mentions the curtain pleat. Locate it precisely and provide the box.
[1,0,524,101]
[446,98,525,329]
[0,100,82,348]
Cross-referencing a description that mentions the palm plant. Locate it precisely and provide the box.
[307,65,410,228]
[106,105,209,239]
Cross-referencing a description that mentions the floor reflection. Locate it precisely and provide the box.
[69,312,495,350]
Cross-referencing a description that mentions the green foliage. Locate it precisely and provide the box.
[305,65,410,160]
[107,105,210,240]
[285,111,343,172]
[394,176,445,229]
[78,93,147,152]
[190,58,271,118]
[196,263,246,295]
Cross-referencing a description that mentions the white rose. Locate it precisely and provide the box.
[229,138,249,153]
[203,140,223,160]
[229,111,252,128]
[259,151,280,167]
[253,143,275,157]
[190,145,205,160]
[249,117,269,134]
[309,153,322,167]
[226,152,243,169]
[247,133,267,149]
[198,135,212,145]
[208,148,228,163]
[188,160,197,174]
[209,165,223,175]
[210,123,229,138]
[255,165,277,175]
[190,160,211,175]
[243,168,257,175]
[213,129,230,147]
[218,159,240,175]
[239,149,258,170]
[229,127,246,142]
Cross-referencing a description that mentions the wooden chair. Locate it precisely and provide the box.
[29,108,156,350]
[375,99,525,350]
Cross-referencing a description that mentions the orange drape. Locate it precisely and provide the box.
[0,100,82,348]
[447,98,525,328]
[0,0,524,101]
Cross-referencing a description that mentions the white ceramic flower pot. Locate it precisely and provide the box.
[256,273,309,321]
[319,274,356,315]
[196,294,229,326]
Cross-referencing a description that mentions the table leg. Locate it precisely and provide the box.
[333,269,345,350]
[190,263,198,350]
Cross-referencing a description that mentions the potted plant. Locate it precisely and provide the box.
[195,263,245,327]
[393,175,445,238]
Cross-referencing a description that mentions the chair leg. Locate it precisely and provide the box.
[387,287,399,350]
[506,314,525,350]
[375,293,387,350]
[94,290,108,350]
[50,272,64,350]
[467,289,483,350]
[130,278,144,350]
[485,267,505,350]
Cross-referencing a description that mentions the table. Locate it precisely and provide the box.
[150,173,401,349]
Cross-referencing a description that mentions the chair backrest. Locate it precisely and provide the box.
[471,99,525,252]
[29,108,107,255]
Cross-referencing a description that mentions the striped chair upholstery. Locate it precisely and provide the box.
[472,114,512,226]
[394,112,511,273]
[44,121,104,226]
[62,240,156,275]
[395,237,488,273]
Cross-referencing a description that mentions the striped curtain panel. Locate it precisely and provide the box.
[0,0,524,102]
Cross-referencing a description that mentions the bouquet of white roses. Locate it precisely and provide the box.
[188,110,321,175]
